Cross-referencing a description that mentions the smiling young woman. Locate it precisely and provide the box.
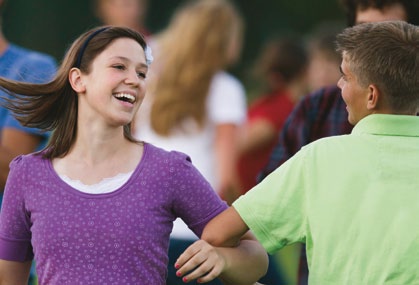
[0,25,267,285]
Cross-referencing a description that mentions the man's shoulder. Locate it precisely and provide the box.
[2,44,57,82]
[7,44,56,65]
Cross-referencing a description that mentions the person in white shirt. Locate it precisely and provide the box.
[132,0,248,284]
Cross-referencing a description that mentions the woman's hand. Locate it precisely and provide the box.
[176,207,268,284]
[174,239,226,283]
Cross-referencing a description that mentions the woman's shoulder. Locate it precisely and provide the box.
[207,71,247,122]
[7,152,47,182]
[144,142,192,165]
[10,151,46,168]
[211,71,244,91]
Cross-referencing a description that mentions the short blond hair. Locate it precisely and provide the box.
[336,21,419,113]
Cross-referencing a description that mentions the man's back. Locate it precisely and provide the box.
[306,115,419,284]
[237,114,419,284]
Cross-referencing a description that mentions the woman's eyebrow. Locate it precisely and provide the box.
[110,56,148,68]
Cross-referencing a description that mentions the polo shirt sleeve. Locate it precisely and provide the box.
[0,156,34,262]
[233,148,309,254]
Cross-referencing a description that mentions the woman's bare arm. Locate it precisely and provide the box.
[0,259,31,285]
[176,207,268,284]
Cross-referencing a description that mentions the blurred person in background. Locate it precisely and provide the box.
[0,0,56,198]
[305,22,343,92]
[236,36,308,196]
[92,0,151,37]
[235,35,308,285]
[132,0,247,283]
[258,0,419,284]
[0,1,56,284]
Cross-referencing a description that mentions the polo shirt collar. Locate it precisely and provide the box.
[352,114,419,137]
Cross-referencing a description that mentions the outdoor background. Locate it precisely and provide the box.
[3,0,345,83]
[2,1,344,283]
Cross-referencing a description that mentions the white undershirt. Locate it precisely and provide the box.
[59,171,134,194]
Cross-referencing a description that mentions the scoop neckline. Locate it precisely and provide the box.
[44,143,149,199]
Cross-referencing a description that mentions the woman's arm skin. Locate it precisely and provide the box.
[176,207,268,284]
[0,260,31,285]
[202,207,250,247]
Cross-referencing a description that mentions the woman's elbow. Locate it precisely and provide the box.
[201,226,234,247]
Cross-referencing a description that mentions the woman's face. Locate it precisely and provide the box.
[79,37,148,127]
[98,0,148,29]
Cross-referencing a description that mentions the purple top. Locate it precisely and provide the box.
[0,143,227,284]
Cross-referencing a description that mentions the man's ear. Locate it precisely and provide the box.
[69,68,86,93]
[366,84,380,110]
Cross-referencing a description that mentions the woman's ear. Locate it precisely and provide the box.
[366,84,380,110]
[69,68,86,93]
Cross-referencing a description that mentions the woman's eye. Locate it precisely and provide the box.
[137,72,147,79]
[113,65,125,70]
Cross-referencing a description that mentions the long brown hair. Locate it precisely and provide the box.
[0,26,148,159]
[149,0,244,135]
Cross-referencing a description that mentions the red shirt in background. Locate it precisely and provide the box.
[236,89,295,193]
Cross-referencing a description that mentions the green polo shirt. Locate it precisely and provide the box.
[234,114,419,284]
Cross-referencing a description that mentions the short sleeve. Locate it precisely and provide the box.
[233,148,309,254]
[169,151,228,237]
[13,52,57,84]
[207,72,247,125]
[0,156,33,261]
